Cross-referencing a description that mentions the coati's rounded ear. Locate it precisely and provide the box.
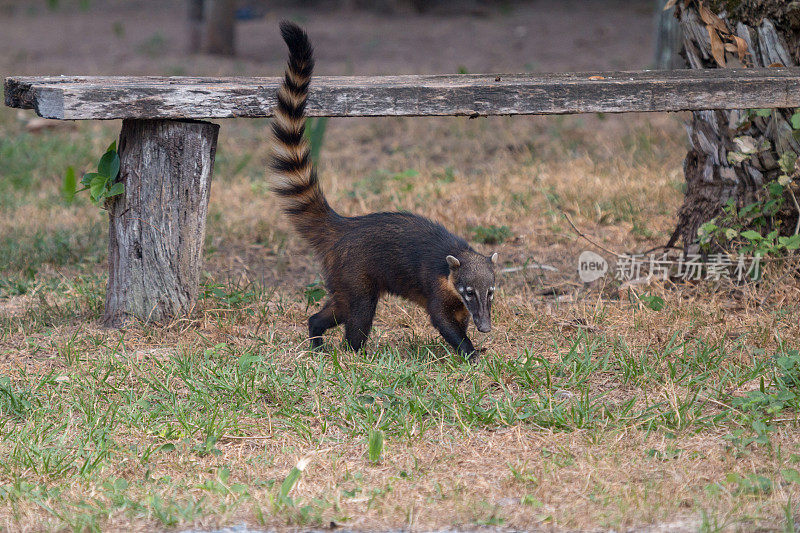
[490,252,498,264]
[446,255,461,270]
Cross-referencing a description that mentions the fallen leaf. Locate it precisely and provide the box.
[588,75,606,80]
[708,26,726,67]
[768,63,786,68]
[733,35,749,62]
[698,1,728,33]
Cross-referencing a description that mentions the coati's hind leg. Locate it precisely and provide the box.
[343,293,379,352]
[309,297,342,350]
[428,299,477,361]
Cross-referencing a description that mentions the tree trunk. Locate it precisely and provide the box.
[204,0,236,56]
[104,119,219,327]
[187,0,205,54]
[654,0,686,69]
[669,0,800,249]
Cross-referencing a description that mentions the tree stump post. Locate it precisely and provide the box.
[104,119,219,326]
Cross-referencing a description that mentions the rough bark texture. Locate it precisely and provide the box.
[7,70,800,120]
[104,119,219,326]
[671,1,800,247]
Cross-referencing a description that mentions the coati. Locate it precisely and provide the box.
[270,21,497,361]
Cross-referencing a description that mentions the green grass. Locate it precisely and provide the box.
[0,122,108,206]
[0,225,106,273]
[1,285,799,529]
[0,107,116,279]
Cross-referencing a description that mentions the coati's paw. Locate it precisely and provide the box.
[309,337,325,351]
[341,339,366,352]
[466,347,487,364]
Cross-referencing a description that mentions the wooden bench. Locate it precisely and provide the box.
[5,69,800,325]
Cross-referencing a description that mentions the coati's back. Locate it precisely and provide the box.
[322,212,472,302]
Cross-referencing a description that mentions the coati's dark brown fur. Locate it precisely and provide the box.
[270,21,497,360]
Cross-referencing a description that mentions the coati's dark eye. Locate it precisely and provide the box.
[465,287,475,297]
[488,288,494,299]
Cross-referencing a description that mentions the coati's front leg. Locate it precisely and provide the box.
[428,299,477,361]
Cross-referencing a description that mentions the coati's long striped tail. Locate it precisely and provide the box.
[270,21,337,251]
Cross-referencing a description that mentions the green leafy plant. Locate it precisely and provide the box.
[698,180,799,257]
[202,283,259,309]
[725,472,773,495]
[0,376,32,419]
[508,461,538,485]
[701,108,800,257]
[64,142,124,205]
[783,469,800,484]
[279,458,309,507]
[776,350,800,389]
[783,497,798,533]
[434,166,456,183]
[723,353,800,451]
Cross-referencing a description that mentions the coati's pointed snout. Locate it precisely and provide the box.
[473,309,492,332]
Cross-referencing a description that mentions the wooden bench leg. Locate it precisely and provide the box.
[104,119,220,326]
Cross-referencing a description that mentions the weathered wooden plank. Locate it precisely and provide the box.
[5,68,800,120]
